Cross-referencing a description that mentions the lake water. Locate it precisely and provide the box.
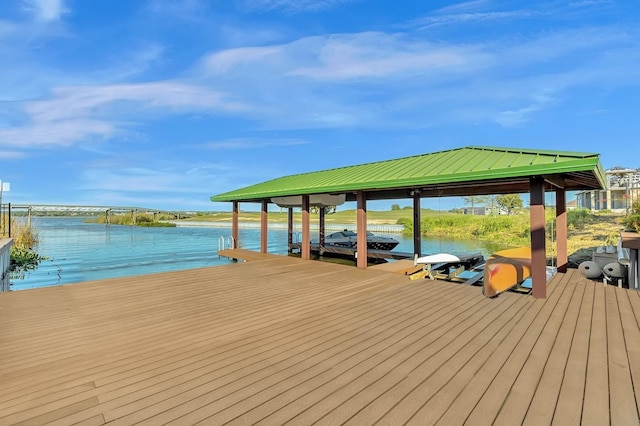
[9,217,487,291]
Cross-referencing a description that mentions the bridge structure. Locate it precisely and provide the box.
[8,203,183,214]
[0,203,189,235]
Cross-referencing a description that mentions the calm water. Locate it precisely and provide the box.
[10,217,486,291]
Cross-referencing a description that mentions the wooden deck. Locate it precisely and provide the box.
[1,256,640,425]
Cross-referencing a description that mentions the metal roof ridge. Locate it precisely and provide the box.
[466,145,599,158]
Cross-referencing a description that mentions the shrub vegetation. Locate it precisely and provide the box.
[622,200,640,232]
[1,217,47,274]
[89,212,177,227]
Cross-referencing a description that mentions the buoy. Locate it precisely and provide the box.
[578,261,601,279]
[602,262,625,278]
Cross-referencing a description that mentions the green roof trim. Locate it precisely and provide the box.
[211,146,607,203]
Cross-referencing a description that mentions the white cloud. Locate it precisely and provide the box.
[0,20,20,38]
[201,46,282,75]
[25,82,243,123]
[0,81,247,148]
[569,0,614,7]
[434,0,489,14]
[411,10,536,29]
[495,94,555,127]
[200,32,488,82]
[80,167,198,193]
[3,21,639,152]
[144,0,210,21]
[288,33,479,80]
[0,119,116,148]
[107,44,166,81]
[406,0,539,29]
[0,42,167,104]
[412,0,620,30]
[194,25,640,129]
[243,0,357,13]
[0,150,27,159]
[23,0,68,22]
[207,138,309,150]
[75,162,260,210]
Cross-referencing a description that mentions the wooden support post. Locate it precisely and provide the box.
[413,190,422,257]
[302,195,311,260]
[356,191,368,269]
[530,177,547,299]
[556,189,568,273]
[287,208,293,253]
[260,200,268,253]
[232,201,239,248]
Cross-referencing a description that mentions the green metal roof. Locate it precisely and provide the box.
[211,146,607,203]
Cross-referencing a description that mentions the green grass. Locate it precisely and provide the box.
[185,208,443,223]
[87,212,177,227]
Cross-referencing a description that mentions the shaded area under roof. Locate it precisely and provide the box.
[211,146,607,203]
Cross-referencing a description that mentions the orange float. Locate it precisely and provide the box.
[483,247,532,298]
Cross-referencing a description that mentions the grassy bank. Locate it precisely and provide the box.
[88,212,177,227]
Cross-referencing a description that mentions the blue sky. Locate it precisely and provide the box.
[1,0,639,212]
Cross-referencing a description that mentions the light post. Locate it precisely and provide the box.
[632,171,639,211]
[0,180,9,235]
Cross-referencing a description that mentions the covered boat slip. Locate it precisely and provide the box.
[290,242,414,260]
[1,257,640,424]
[211,146,608,299]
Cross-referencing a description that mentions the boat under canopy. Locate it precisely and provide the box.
[312,230,400,251]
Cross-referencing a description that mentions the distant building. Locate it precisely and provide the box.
[461,206,490,215]
[576,167,640,213]
[461,206,510,215]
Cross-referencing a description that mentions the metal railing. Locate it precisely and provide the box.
[292,232,303,244]
[218,235,236,253]
[0,238,13,292]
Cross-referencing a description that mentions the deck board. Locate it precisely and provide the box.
[356,287,527,425]
[1,258,640,425]
[550,276,593,425]
[495,270,581,425]
[461,270,571,425]
[622,289,640,418]
[521,269,586,425]
[605,284,639,425]
[287,289,511,425]
[227,283,482,425]
[583,280,610,425]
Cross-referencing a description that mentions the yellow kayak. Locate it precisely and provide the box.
[483,247,532,298]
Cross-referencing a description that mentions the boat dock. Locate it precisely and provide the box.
[1,256,639,424]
